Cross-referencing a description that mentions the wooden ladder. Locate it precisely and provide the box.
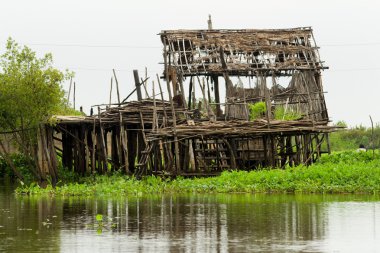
[135,142,154,178]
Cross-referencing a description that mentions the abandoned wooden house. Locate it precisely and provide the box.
[38,25,336,181]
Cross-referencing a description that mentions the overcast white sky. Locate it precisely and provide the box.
[1,0,379,127]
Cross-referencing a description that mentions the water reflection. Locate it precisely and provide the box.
[1,182,380,252]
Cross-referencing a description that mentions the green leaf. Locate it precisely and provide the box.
[95,214,103,222]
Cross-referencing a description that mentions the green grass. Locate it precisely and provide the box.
[274,106,302,121]
[15,150,380,196]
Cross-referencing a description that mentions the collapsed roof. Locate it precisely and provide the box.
[160,27,326,76]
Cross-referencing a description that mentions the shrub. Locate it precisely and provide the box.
[249,102,266,121]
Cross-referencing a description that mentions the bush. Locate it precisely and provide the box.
[329,124,380,151]
[0,154,35,183]
[249,102,266,120]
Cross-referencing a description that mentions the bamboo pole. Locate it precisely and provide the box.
[133,70,143,101]
[119,113,129,173]
[98,107,108,172]
[91,119,96,172]
[164,38,181,173]
[370,115,375,158]
[156,74,168,124]
[109,77,113,107]
[112,69,121,104]
[67,77,73,103]
[73,82,76,110]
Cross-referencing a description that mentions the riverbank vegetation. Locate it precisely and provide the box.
[14,150,380,196]
[0,38,76,183]
[329,122,380,151]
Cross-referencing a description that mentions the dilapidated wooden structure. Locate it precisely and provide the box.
[39,25,336,179]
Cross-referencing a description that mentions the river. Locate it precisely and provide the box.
[1,180,380,252]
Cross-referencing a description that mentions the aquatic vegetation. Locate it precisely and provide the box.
[15,151,380,196]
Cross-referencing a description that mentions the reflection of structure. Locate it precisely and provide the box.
[0,191,61,252]
[57,195,327,252]
[39,22,336,180]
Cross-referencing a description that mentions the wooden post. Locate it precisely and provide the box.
[79,124,86,175]
[133,70,143,101]
[85,128,90,173]
[295,135,301,166]
[188,77,193,109]
[188,139,196,172]
[143,67,149,98]
[127,128,137,174]
[91,119,96,172]
[212,75,221,117]
[325,133,331,154]
[111,128,119,171]
[156,74,168,122]
[207,14,213,30]
[302,134,309,165]
[74,125,79,174]
[370,115,375,158]
[109,77,113,107]
[164,38,181,174]
[119,113,129,174]
[140,77,150,99]
[98,107,108,172]
[286,136,293,167]
[192,77,196,111]
[40,125,58,185]
[113,69,121,104]
[279,136,286,168]
[264,81,271,128]
[269,135,276,167]
[178,73,187,109]
[67,77,72,103]
[263,135,268,167]
[206,78,212,104]
[73,82,76,110]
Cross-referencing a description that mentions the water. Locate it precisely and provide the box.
[1,181,380,252]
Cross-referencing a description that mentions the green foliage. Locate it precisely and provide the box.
[0,38,77,180]
[329,124,380,151]
[0,154,35,183]
[96,214,103,222]
[0,38,69,131]
[274,106,302,121]
[249,102,266,121]
[92,213,117,234]
[317,150,376,164]
[15,151,380,195]
[336,120,348,128]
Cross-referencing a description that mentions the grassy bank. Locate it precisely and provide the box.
[15,151,380,196]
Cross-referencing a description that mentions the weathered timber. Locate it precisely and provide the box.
[40,25,337,179]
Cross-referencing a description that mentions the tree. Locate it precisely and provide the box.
[0,38,72,183]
